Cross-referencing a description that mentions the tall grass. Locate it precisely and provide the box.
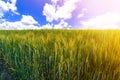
[0,30,120,80]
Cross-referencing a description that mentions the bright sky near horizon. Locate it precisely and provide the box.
[0,0,120,29]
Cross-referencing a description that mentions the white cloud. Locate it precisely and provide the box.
[54,20,71,29]
[0,0,72,30]
[7,0,18,14]
[81,12,120,29]
[40,20,71,29]
[0,14,71,29]
[0,0,18,18]
[43,0,81,22]
[0,15,40,30]
[0,0,41,30]
[40,23,53,29]
[55,0,80,20]
[0,0,9,17]
[21,15,38,25]
[43,3,56,22]
[42,0,81,29]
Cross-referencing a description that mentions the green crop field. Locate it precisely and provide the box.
[0,30,120,80]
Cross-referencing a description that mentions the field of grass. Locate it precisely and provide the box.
[0,30,120,80]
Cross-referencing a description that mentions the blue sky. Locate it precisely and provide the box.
[0,0,120,29]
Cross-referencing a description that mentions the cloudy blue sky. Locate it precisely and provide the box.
[0,0,120,29]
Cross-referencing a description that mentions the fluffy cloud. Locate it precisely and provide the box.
[0,15,40,30]
[43,0,81,22]
[40,23,53,29]
[21,15,38,25]
[54,20,71,29]
[81,12,120,29]
[55,0,80,20]
[0,0,40,30]
[0,14,70,29]
[43,0,81,29]
[7,0,18,14]
[43,3,56,22]
[40,20,71,29]
[0,0,18,18]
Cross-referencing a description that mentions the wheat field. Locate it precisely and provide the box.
[0,30,120,80]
